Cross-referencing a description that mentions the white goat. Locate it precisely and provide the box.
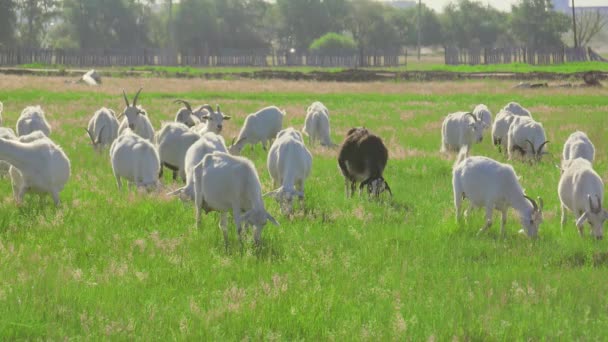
[558,158,607,239]
[491,110,517,153]
[265,128,312,214]
[0,134,70,206]
[167,132,228,202]
[117,89,155,141]
[81,69,101,86]
[86,107,119,152]
[156,122,201,181]
[562,131,594,165]
[452,147,544,237]
[503,102,532,118]
[193,151,279,246]
[440,111,485,153]
[0,127,17,175]
[303,105,333,146]
[229,106,285,155]
[473,104,492,131]
[109,129,160,190]
[307,101,329,116]
[507,116,549,162]
[16,105,51,137]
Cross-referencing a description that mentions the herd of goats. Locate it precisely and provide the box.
[0,89,604,246]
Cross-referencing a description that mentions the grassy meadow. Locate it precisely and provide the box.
[0,75,607,339]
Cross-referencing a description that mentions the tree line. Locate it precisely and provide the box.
[0,0,594,54]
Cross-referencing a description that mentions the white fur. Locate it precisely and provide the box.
[303,105,333,146]
[562,131,594,165]
[86,107,119,152]
[168,132,228,201]
[110,129,160,190]
[82,69,101,86]
[16,106,51,137]
[266,128,313,214]
[229,106,285,155]
[491,110,517,153]
[473,104,492,130]
[118,107,155,142]
[194,152,279,245]
[0,134,70,206]
[156,122,201,181]
[452,148,543,237]
[440,111,485,153]
[558,158,607,239]
[507,116,548,161]
[307,101,329,116]
[175,108,200,128]
[503,102,532,118]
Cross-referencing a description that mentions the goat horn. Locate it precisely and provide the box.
[384,181,393,197]
[525,139,536,156]
[464,112,478,122]
[174,99,192,112]
[524,195,538,211]
[538,141,550,155]
[216,104,220,113]
[538,196,544,211]
[513,144,526,155]
[84,128,95,143]
[132,87,143,107]
[96,125,105,144]
[201,104,213,113]
[122,89,130,107]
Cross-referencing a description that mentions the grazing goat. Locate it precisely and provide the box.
[266,128,313,214]
[229,106,285,155]
[440,111,485,153]
[117,89,155,141]
[503,102,532,118]
[558,158,607,239]
[338,127,391,198]
[0,134,70,206]
[491,110,517,153]
[0,127,17,176]
[167,132,228,202]
[452,147,543,237]
[86,107,119,153]
[473,104,492,131]
[562,131,594,165]
[194,151,279,246]
[507,116,549,162]
[16,105,51,137]
[307,101,329,116]
[110,129,160,190]
[156,122,201,181]
[303,104,333,146]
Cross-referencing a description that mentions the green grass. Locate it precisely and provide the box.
[15,60,608,77]
[0,81,608,339]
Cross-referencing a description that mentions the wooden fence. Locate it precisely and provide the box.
[0,48,404,68]
[445,46,591,65]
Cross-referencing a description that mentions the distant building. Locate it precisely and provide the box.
[385,1,416,9]
[551,0,608,14]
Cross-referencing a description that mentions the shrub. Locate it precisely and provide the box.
[309,33,357,55]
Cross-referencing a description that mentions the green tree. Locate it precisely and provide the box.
[17,0,59,47]
[401,4,442,46]
[0,0,17,47]
[346,0,403,58]
[309,32,356,55]
[510,0,570,47]
[440,0,510,48]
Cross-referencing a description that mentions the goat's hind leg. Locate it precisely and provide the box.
[477,206,493,235]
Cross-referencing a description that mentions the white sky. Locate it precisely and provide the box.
[381,0,607,12]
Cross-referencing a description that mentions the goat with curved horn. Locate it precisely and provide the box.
[122,90,130,107]
[524,195,539,211]
[538,141,550,155]
[464,112,478,122]
[174,99,193,112]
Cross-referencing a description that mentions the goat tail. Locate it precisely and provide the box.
[454,145,469,169]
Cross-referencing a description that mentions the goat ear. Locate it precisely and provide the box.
[222,115,231,120]
[576,212,589,228]
[266,211,279,226]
